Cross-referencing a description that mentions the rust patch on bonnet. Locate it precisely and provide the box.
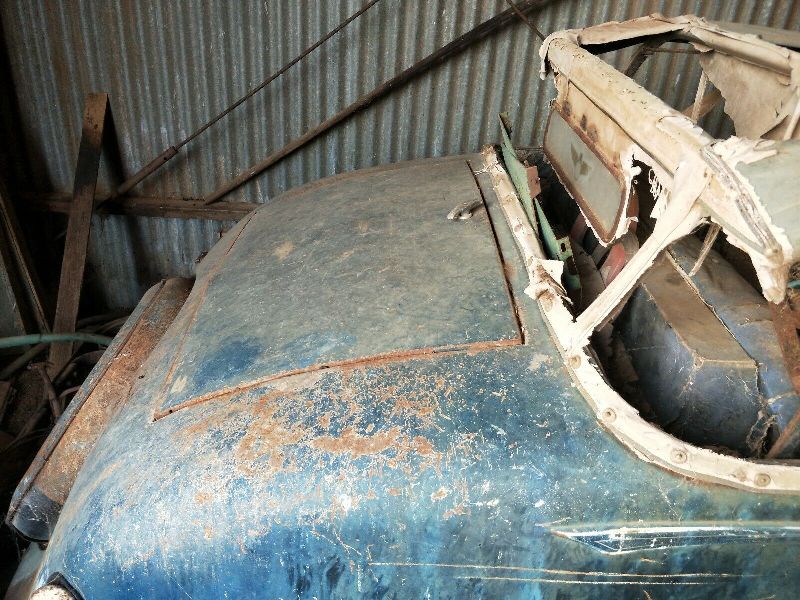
[411,435,436,456]
[155,338,518,419]
[431,487,450,501]
[163,359,475,525]
[310,426,401,456]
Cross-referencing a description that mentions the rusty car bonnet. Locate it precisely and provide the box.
[153,157,523,417]
[16,150,800,599]
[8,16,800,597]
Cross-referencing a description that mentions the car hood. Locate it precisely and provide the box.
[23,157,800,599]
[156,155,521,416]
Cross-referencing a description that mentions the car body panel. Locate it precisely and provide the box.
[8,15,800,600]
[158,158,522,415]
[6,278,193,542]
[7,157,798,600]
[35,344,800,598]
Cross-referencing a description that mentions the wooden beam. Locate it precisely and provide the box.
[48,93,109,375]
[0,214,29,336]
[0,177,50,333]
[23,192,255,222]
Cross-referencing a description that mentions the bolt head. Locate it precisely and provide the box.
[601,408,616,423]
[754,473,771,487]
[670,448,688,464]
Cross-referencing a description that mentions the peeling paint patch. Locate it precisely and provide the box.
[442,503,467,519]
[273,241,294,260]
[170,375,188,394]
[528,353,552,371]
[431,487,450,501]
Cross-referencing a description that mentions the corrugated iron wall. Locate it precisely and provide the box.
[1,0,798,308]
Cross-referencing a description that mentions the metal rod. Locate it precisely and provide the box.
[623,37,670,77]
[689,222,720,276]
[765,299,800,458]
[504,0,545,40]
[690,70,709,123]
[644,47,700,55]
[114,0,383,198]
[0,342,47,381]
[767,407,800,459]
[204,0,549,204]
[681,88,722,121]
[34,363,62,419]
[24,192,255,222]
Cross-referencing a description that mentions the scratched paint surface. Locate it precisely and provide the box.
[158,158,520,414]
[30,158,800,599]
[39,343,800,599]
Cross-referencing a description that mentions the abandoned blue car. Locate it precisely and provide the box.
[6,15,800,600]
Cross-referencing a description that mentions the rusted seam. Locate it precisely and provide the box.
[153,338,520,421]
[467,159,526,344]
[6,279,171,524]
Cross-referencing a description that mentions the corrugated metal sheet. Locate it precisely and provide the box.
[1,0,798,308]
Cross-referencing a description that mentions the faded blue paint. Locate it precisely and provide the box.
[35,341,800,598]
[159,157,521,413]
[193,337,264,392]
[11,157,800,599]
[668,236,800,452]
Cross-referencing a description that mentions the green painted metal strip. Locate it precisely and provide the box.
[498,114,536,228]
[498,114,580,293]
[534,199,581,292]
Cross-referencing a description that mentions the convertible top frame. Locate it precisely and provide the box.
[488,15,800,492]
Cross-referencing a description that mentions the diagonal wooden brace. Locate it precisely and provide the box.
[47,93,110,376]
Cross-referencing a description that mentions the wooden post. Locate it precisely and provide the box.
[47,93,110,375]
[0,177,50,334]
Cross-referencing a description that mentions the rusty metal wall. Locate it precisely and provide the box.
[0,0,798,308]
